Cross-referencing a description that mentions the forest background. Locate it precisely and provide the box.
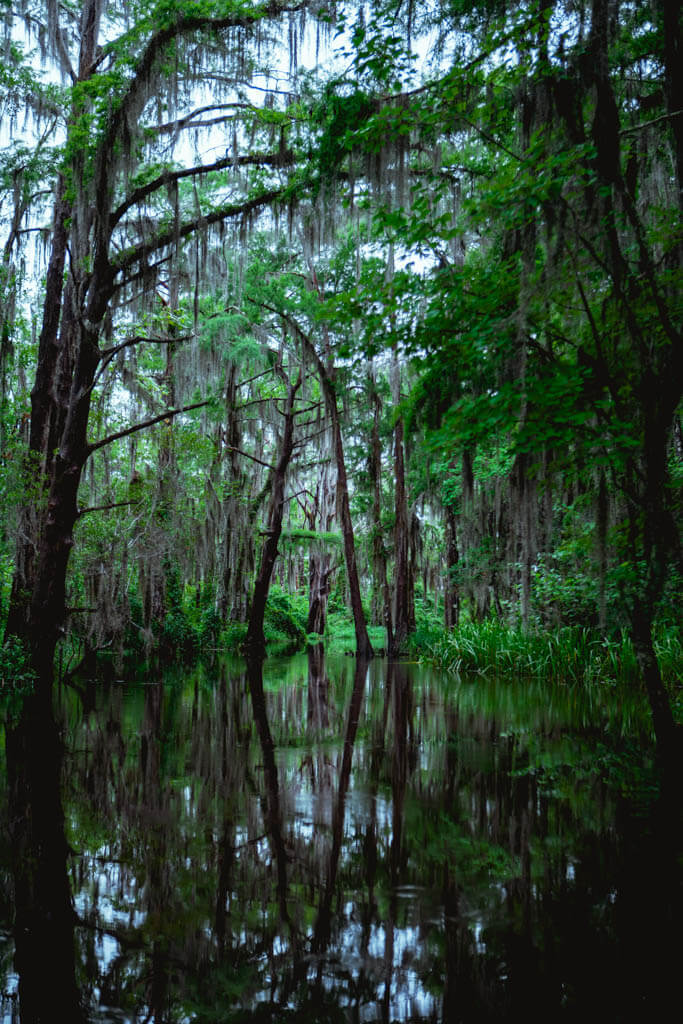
[0,0,680,769]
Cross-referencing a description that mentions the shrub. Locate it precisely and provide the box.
[221,621,248,652]
[199,606,223,649]
[160,609,198,660]
[264,586,307,648]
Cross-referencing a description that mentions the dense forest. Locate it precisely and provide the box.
[0,0,681,768]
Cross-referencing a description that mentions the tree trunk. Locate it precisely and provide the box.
[370,382,393,653]
[391,356,412,654]
[307,554,332,634]
[245,371,301,652]
[5,292,111,691]
[299,331,373,658]
[444,505,460,629]
[4,1,109,692]
[630,600,679,776]
[306,460,336,636]
[330,394,374,658]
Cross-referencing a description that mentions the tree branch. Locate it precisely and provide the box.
[113,254,174,294]
[98,1,308,179]
[99,333,193,361]
[110,152,294,228]
[235,396,274,411]
[236,367,277,389]
[226,445,276,471]
[153,102,255,134]
[620,109,683,136]
[112,189,284,276]
[246,297,331,394]
[284,488,316,504]
[87,399,211,456]
[76,500,136,518]
[293,424,330,447]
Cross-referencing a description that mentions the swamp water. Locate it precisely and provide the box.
[1,650,680,1022]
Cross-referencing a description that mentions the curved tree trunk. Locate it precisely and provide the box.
[331,394,374,658]
[306,459,336,635]
[298,329,373,658]
[245,371,301,652]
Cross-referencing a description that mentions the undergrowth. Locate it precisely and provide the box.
[323,609,386,654]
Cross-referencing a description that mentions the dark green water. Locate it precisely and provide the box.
[1,650,680,1022]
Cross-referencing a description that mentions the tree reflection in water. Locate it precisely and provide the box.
[0,650,680,1021]
[5,693,85,1023]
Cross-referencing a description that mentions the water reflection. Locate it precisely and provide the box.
[4,693,85,1022]
[0,650,680,1021]
[245,654,294,933]
[312,652,367,953]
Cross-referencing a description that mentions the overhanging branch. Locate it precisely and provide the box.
[227,445,276,471]
[153,102,254,134]
[99,333,193,361]
[93,333,193,390]
[112,188,284,277]
[87,399,211,456]
[76,500,136,518]
[110,152,294,228]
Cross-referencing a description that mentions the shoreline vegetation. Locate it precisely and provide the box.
[5,589,675,727]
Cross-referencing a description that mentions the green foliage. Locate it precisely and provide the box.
[278,528,342,549]
[220,621,248,653]
[326,0,682,664]
[323,608,386,654]
[409,605,444,653]
[160,608,198,658]
[158,561,198,660]
[314,87,376,183]
[123,595,146,659]
[198,606,223,649]
[200,311,260,364]
[263,585,307,649]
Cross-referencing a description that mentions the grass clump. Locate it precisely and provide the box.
[412,619,682,692]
